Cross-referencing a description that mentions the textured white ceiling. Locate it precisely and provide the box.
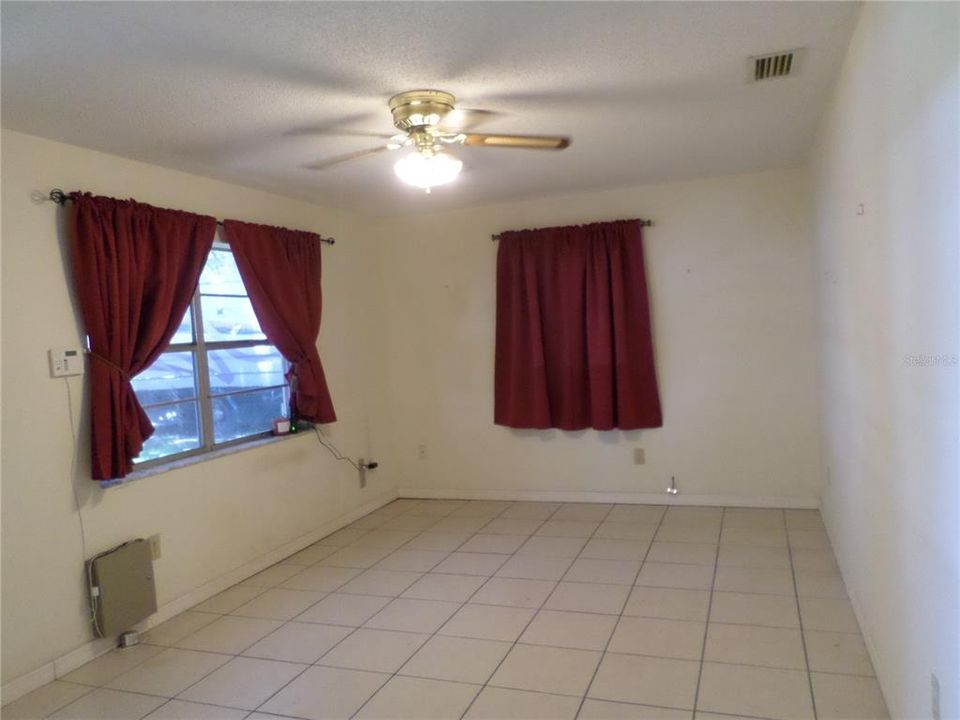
[1,2,860,215]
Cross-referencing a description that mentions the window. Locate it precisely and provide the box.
[131,239,289,465]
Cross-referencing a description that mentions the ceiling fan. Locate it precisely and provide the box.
[304,89,571,193]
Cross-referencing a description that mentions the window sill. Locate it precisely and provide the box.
[105,427,315,487]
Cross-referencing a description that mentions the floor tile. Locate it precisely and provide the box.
[608,617,705,660]
[794,570,848,598]
[788,529,831,550]
[178,656,305,710]
[798,596,861,633]
[517,536,588,558]
[191,586,266,614]
[259,665,388,720]
[605,505,665,524]
[337,569,423,596]
[430,516,493,534]
[318,546,392,569]
[404,532,471,552]
[381,514,442,532]
[285,541,341,566]
[709,591,800,628]
[716,544,791,569]
[364,597,461,633]
[295,592,391,626]
[499,502,562,520]
[580,538,650,561]
[785,509,825,530]
[230,588,326,620]
[697,662,814,720]
[536,520,600,538]
[497,554,573,580]
[432,552,508,576]
[142,611,220,646]
[595,523,659,542]
[520,609,618,650]
[319,628,429,672]
[553,503,612,521]
[654,525,720,544]
[237,564,303,588]
[489,644,601,696]
[400,635,512,683]
[704,623,805,669]
[354,676,479,719]
[175,615,282,655]
[564,558,641,585]
[143,699,248,719]
[48,688,165,719]
[720,526,788,547]
[61,644,164,686]
[811,672,889,719]
[401,572,487,601]
[623,587,710,622]
[464,686,580,719]
[588,653,699,709]
[450,500,512,518]
[647,542,716,566]
[723,508,785,530]
[242,621,353,663]
[439,603,537,642]
[579,698,692,719]
[483,518,544,535]
[713,565,795,595]
[279,565,362,592]
[471,577,556,608]
[352,529,418,550]
[459,534,528,554]
[322,526,373,546]
[805,630,876,675]
[791,548,839,573]
[544,582,630,615]
[0,681,91,720]
[374,549,450,572]
[106,648,230,696]
[635,563,714,590]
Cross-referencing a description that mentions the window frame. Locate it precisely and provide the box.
[133,240,289,470]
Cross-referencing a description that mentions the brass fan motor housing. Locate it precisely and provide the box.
[388,90,457,132]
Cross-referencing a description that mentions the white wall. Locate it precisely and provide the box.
[0,130,395,686]
[810,3,959,719]
[375,168,822,506]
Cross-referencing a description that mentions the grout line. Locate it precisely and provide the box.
[785,508,819,720]
[691,506,725,718]
[572,504,667,719]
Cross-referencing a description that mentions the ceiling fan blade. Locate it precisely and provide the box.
[462,133,571,150]
[287,127,396,140]
[302,145,390,171]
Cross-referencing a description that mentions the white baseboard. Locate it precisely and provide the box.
[398,486,820,509]
[1,488,398,706]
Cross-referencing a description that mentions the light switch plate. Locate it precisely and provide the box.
[49,347,83,377]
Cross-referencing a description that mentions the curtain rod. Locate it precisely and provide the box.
[44,189,336,245]
[491,218,653,242]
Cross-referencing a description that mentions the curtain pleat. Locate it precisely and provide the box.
[494,219,662,430]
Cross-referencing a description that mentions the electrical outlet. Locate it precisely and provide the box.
[417,444,427,460]
[147,534,161,561]
[633,448,645,465]
[932,673,940,720]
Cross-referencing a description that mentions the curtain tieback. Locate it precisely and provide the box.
[88,352,131,381]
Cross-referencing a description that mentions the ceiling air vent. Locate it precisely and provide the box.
[750,49,801,81]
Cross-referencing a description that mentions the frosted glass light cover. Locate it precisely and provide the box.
[394,151,462,190]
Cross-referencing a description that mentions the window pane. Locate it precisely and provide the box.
[200,247,249,296]
[212,386,289,444]
[170,307,193,344]
[201,296,266,341]
[132,352,198,406]
[207,345,286,394]
[136,400,201,462]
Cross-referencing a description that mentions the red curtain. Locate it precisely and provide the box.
[495,219,662,430]
[69,193,216,480]
[223,220,336,424]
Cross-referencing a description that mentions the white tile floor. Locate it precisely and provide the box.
[3,500,890,720]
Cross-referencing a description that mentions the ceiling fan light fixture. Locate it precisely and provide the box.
[394,151,462,192]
